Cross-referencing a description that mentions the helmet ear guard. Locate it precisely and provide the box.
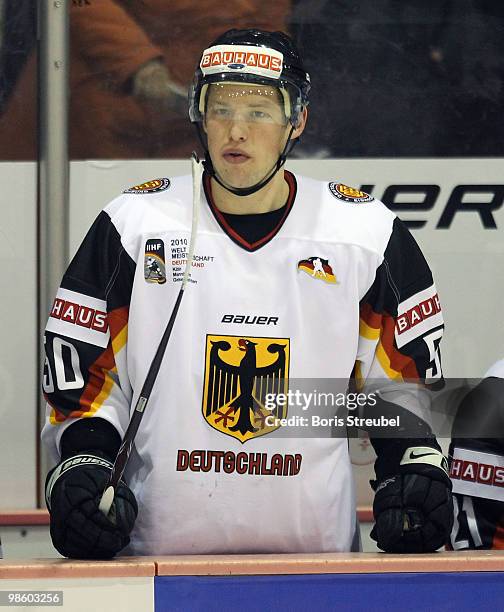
[280,84,307,128]
[279,88,292,124]
[198,83,209,118]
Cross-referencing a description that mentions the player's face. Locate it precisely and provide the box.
[204,83,301,189]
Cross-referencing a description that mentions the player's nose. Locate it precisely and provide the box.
[229,118,248,142]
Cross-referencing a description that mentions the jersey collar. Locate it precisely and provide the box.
[203,170,297,252]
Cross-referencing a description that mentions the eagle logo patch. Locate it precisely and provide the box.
[297,257,337,284]
[202,335,290,443]
[124,178,171,194]
[328,182,373,203]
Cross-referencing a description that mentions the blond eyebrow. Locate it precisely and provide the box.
[247,100,279,106]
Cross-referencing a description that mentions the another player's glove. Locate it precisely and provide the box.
[371,446,453,553]
[45,452,138,559]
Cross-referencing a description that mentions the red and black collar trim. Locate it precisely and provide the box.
[203,170,297,252]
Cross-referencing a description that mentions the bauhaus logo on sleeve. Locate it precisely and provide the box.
[394,285,443,349]
[396,293,441,335]
[450,447,504,503]
[50,298,107,332]
[45,288,110,348]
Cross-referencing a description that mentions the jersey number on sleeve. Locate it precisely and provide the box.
[424,328,443,380]
[43,336,84,393]
[451,495,483,550]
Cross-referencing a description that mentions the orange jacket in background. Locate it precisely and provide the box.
[0,0,290,159]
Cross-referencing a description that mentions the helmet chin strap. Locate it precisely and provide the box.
[196,124,297,197]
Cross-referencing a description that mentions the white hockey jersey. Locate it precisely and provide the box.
[42,171,444,554]
[484,359,504,379]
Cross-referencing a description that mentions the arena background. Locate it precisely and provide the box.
[0,1,502,554]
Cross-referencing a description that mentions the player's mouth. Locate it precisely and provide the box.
[222,149,251,164]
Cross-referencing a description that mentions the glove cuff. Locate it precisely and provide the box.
[399,446,451,485]
[45,453,113,510]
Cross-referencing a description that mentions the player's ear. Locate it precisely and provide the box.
[291,107,308,139]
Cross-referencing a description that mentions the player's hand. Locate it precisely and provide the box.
[133,59,187,115]
[45,453,138,559]
[371,447,453,553]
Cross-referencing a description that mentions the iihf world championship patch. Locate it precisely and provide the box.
[328,182,373,203]
[297,257,337,284]
[124,178,171,194]
[202,335,290,444]
[144,239,166,284]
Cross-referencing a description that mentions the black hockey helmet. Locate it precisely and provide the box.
[189,29,311,128]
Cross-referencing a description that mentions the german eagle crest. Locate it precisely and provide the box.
[202,334,290,443]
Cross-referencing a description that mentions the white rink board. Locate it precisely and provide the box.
[71,158,504,379]
[0,162,37,508]
[0,577,154,612]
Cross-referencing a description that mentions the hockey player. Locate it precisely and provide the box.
[450,359,504,549]
[42,29,452,558]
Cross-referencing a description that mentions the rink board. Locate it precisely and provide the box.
[154,572,503,612]
[1,553,504,611]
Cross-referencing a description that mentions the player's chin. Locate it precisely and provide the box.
[219,168,259,189]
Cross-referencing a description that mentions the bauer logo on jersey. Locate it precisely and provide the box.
[202,335,290,444]
[200,44,283,80]
[297,257,337,284]
[144,239,166,284]
[124,178,171,194]
[328,182,374,203]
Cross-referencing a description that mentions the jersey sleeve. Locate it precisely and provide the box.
[41,210,136,462]
[449,375,504,549]
[450,493,504,550]
[357,217,444,385]
[355,217,445,450]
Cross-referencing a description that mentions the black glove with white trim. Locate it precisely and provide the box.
[46,452,137,559]
[371,446,453,553]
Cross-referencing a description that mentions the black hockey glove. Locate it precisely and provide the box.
[371,446,453,553]
[45,452,138,559]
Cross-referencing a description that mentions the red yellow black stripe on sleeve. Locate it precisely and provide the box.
[360,302,420,380]
[47,307,129,424]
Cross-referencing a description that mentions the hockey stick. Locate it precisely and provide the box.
[99,153,203,516]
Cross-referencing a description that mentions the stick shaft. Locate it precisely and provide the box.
[99,155,203,515]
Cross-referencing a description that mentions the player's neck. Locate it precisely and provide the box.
[211,171,289,215]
